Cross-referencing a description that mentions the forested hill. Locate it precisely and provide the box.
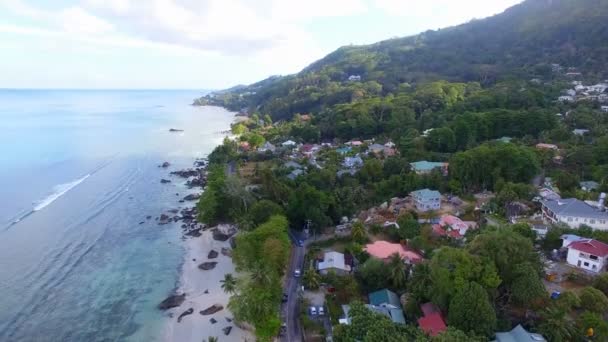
[196,0,608,120]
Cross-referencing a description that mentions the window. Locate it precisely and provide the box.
[590,255,598,260]
[580,253,586,258]
[568,217,573,222]
[590,219,596,224]
[584,262,589,267]
[601,220,606,224]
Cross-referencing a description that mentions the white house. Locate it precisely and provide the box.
[343,156,363,169]
[601,106,608,113]
[572,129,590,136]
[411,189,441,212]
[558,95,575,103]
[565,238,608,273]
[258,142,276,153]
[348,75,362,82]
[541,197,608,231]
[282,140,297,148]
[317,251,351,275]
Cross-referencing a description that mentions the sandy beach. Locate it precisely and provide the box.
[162,227,254,342]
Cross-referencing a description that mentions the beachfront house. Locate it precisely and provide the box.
[494,325,547,342]
[411,189,441,212]
[317,251,351,275]
[565,238,608,273]
[541,197,608,231]
[410,161,448,175]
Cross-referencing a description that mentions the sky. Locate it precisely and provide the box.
[0,0,524,89]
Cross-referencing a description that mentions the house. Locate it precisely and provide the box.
[602,105,608,113]
[346,140,363,147]
[580,181,600,192]
[343,156,363,168]
[384,141,396,148]
[301,144,315,157]
[287,169,304,180]
[540,197,608,230]
[558,95,575,103]
[368,289,405,324]
[284,161,302,170]
[239,141,251,151]
[410,161,449,175]
[536,143,558,150]
[317,251,351,275]
[573,129,590,136]
[538,188,561,201]
[368,143,386,155]
[566,89,577,97]
[432,215,477,239]
[258,142,276,153]
[282,140,297,148]
[348,75,362,82]
[364,241,423,264]
[337,169,357,177]
[417,303,447,337]
[494,324,547,342]
[411,189,441,212]
[299,114,312,122]
[336,146,352,155]
[565,239,608,273]
[497,136,513,143]
[561,234,588,248]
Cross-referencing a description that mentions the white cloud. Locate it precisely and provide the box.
[60,7,114,34]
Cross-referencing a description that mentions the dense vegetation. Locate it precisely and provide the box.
[193,0,608,340]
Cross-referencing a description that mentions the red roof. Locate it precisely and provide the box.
[569,239,608,257]
[418,312,447,336]
[420,302,440,317]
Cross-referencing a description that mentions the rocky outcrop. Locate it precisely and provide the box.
[198,262,217,270]
[169,128,184,132]
[160,179,171,184]
[200,304,224,315]
[177,308,194,323]
[170,169,200,178]
[223,326,232,335]
[212,225,237,242]
[158,293,185,310]
[183,193,201,201]
[221,247,232,257]
[207,250,219,259]
[160,162,170,168]
[159,214,170,225]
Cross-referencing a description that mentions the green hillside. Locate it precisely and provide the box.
[197,0,608,120]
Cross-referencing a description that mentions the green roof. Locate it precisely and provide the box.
[368,289,401,307]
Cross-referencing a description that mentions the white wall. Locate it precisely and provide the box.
[566,249,607,273]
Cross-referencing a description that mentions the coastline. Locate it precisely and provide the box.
[161,227,253,342]
[161,110,253,342]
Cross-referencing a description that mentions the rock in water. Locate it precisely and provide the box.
[169,128,184,132]
[223,326,232,335]
[183,193,201,201]
[210,318,217,324]
[177,308,194,323]
[160,179,171,184]
[207,250,219,259]
[198,262,217,270]
[200,304,224,315]
[160,162,170,168]
[221,247,232,257]
[212,226,236,242]
[158,293,185,310]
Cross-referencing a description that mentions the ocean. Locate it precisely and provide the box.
[0,90,233,341]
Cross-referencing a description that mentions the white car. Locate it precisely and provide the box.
[294,268,301,277]
[318,306,325,315]
[310,306,317,315]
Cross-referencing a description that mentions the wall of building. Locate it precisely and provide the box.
[566,250,606,273]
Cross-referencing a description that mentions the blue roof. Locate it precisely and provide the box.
[541,198,608,220]
[411,189,441,201]
[410,161,446,171]
[369,289,401,307]
[336,147,352,154]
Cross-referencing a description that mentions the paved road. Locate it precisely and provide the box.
[281,245,305,342]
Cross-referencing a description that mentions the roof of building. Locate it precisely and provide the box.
[368,305,406,324]
[418,312,447,337]
[420,302,440,317]
[536,143,558,150]
[568,239,608,257]
[368,289,401,307]
[336,147,352,154]
[541,198,608,220]
[364,241,423,263]
[282,140,296,146]
[411,189,441,201]
[318,251,351,272]
[287,169,304,180]
[368,143,385,152]
[410,161,447,171]
[494,324,547,342]
[561,234,587,247]
[580,181,600,190]
[284,161,302,170]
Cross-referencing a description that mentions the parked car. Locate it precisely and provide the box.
[282,293,288,303]
[310,306,317,315]
[294,268,301,277]
[318,306,325,315]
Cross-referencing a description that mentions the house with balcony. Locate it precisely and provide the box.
[411,189,441,212]
[540,198,608,231]
[565,238,608,273]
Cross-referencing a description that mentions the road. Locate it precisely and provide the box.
[281,244,305,342]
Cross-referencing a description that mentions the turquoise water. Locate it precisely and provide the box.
[0,90,233,341]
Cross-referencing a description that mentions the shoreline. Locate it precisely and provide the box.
[161,227,253,342]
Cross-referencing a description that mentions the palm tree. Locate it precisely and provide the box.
[220,273,237,295]
[303,266,321,290]
[537,306,577,342]
[351,221,367,243]
[387,253,407,289]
